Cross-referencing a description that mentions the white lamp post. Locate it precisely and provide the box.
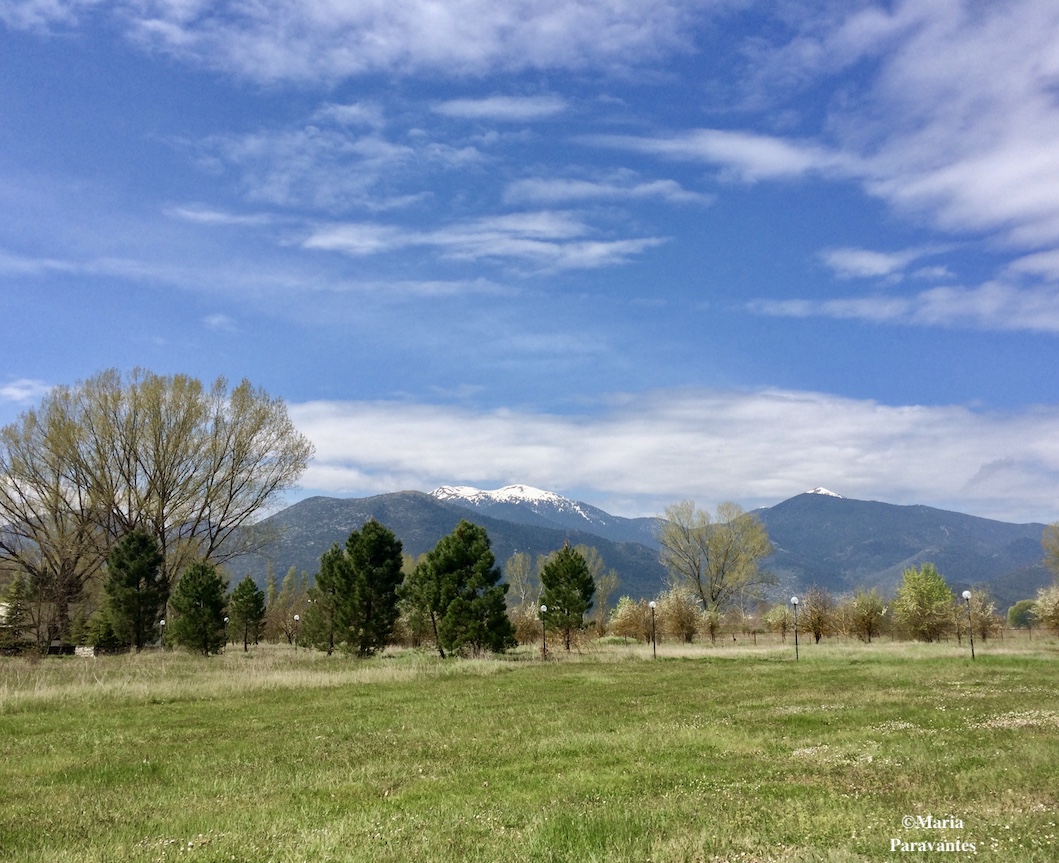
[649,600,657,658]
[962,590,975,660]
[540,605,548,658]
[790,596,800,661]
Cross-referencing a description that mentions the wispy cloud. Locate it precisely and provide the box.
[289,387,1059,523]
[741,2,1059,256]
[203,313,236,332]
[504,173,712,206]
[433,95,567,121]
[7,0,711,82]
[198,116,477,214]
[584,129,856,182]
[303,211,666,271]
[748,281,1059,333]
[819,246,948,280]
[0,377,52,403]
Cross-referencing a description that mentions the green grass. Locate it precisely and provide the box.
[2,638,1058,862]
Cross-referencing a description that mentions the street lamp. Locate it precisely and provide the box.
[540,605,548,658]
[649,600,657,658]
[962,590,975,661]
[223,616,229,650]
[159,618,165,651]
[790,596,799,661]
[293,614,300,652]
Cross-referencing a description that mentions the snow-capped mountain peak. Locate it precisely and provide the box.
[433,484,585,514]
[806,487,844,498]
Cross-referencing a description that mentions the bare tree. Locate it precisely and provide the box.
[657,500,774,613]
[0,369,313,643]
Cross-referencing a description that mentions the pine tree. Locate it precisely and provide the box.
[104,529,168,650]
[302,521,404,656]
[0,573,32,650]
[169,562,228,656]
[407,520,516,657]
[539,544,596,650]
[229,575,266,651]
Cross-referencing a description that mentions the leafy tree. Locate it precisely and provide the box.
[0,369,313,644]
[848,588,887,643]
[1032,585,1059,635]
[965,592,1001,642]
[593,568,620,637]
[763,604,792,641]
[405,521,515,657]
[656,586,700,643]
[169,562,228,656]
[658,500,774,613]
[503,551,540,643]
[302,521,404,656]
[104,529,168,650]
[266,566,308,644]
[802,585,835,644]
[609,596,652,644]
[229,575,267,651]
[1007,599,1037,633]
[539,544,596,650]
[893,563,953,642]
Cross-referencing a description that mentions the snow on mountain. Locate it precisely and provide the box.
[806,487,844,498]
[432,484,595,521]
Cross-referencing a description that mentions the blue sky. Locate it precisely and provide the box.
[2,0,1059,523]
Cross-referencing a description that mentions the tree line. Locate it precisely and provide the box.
[2,368,1058,656]
[0,369,312,652]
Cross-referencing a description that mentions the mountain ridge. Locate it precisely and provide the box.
[235,487,1052,610]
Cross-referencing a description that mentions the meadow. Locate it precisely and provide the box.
[1,637,1057,863]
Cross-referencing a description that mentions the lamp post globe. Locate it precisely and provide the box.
[539,605,548,658]
[790,596,800,661]
[961,591,975,660]
[648,601,657,658]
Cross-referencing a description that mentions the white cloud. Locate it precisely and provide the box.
[504,174,712,205]
[203,313,236,332]
[585,129,856,182]
[288,387,1059,523]
[199,119,478,214]
[433,95,568,121]
[819,246,947,280]
[763,2,1059,255]
[748,281,1059,333]
[164,206,274,227]
[7,0,715,82]
[303,210,666,271]
[311,101,385,128]
[0,378,52,403]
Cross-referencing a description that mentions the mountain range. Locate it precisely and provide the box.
[235,485,1053,611]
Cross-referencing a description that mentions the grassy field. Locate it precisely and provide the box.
[1,637,1057,862]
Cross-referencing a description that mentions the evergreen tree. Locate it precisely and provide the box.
[169,562,228,656]
[302,544,348,655]
[539,544,596,650]
[346,520,404,656]
[407,520,516,657]
[302,521,404,656]
[104,529,168,650]
[0,573,32,650]
[229,575,266,651]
